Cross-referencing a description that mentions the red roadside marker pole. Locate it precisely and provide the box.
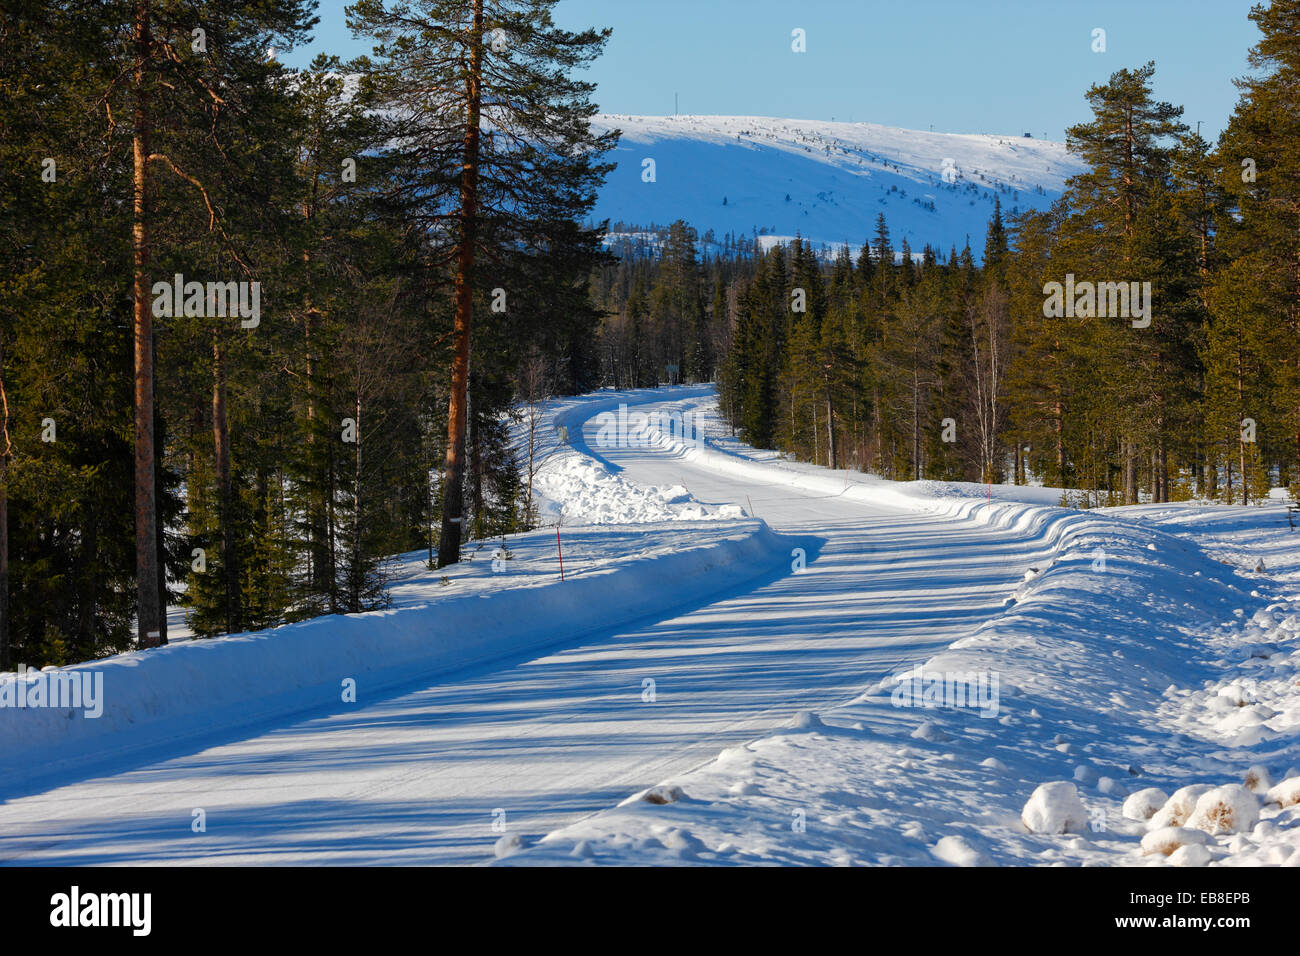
[556,526,565,581]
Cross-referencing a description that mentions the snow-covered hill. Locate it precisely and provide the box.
[590,115,1083,259]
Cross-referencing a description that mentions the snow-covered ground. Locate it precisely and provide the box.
[590,115,1082,257]
[0,520,782,788]
[1,384,1296,867]
[500,390,1300,866]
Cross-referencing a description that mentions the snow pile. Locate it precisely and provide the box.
[1168,843,1214,867]
[531,453,741,524]
[494,834,525,859]
[1267,776,1300,809]
[932,834,991,867]
[1021,782,1088,834]
[0,520,785,789]
[1149,784,1215,829]
[1185,785,1259,835]
[1120,773,1299,864]
[1141,826,1209,858]
[1122,788,1169,822]
[1158,600,1300,748]
[638,785,687,806]
[515,385,750,527]
[1244,764,1272,793]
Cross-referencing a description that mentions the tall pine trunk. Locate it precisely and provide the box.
[213,331,237,632]
[0,336,10,670]
[351,394,362,610]
[1123,441,1137,504]
[1237,340,1248,506]
[911,367,921,479]
[304,312,316,587]
[0,441,7,671]
[326,433,338,612]
[1054,400,1065,484]
[436,0,484,568]
[132,0,163,647]
[825,390,836,470]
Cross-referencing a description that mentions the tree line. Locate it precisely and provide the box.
[597,1,1300,515]
[0,0,613,668]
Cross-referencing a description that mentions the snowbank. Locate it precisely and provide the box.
[0,519,787,788]
[497,389,1300,867]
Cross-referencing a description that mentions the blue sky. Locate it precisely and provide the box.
[284,0,1263,141]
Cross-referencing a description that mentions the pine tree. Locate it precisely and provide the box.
[349,0,616,567]
[1004,208,1071,486]
[1056,62,1190,502]
[1203,258,1279,503]
[1215,0,1300,488]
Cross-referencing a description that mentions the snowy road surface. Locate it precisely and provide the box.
[0,387,1048,865]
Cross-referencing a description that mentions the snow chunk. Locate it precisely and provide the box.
[932,835,991,867]
[1141,826,1209,857]
[1022,782,1088,834]
[1149,784,1213,829]
[493,833,524,858]
[1243,764,1273,794]
[1186,784,1259,835]
[641,784,686,805]
[1216,682,1256,707]
[1098,776,1128,797]
[911,720,951,743]
[1226,833,1254,855]
[791,710,823,730]
[1122,788,1169,822]
[1265,776,1300,808]
[1169,844,1213,867]
[661,828,705,856]
[1252,820,1278,841]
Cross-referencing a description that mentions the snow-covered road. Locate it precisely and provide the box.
[0,387,1048,865]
